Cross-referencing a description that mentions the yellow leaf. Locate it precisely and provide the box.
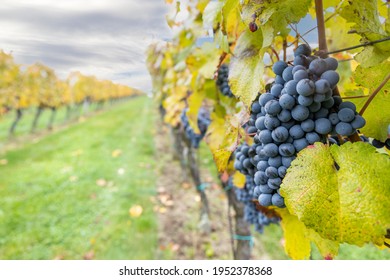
[232,171,246,188]
[129,205,143,218]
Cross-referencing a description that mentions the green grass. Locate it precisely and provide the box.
[0,96,158,259]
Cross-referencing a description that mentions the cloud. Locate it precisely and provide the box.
[0,0,172,92]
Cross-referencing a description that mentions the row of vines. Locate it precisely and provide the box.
[0,50,140,134]
[147,0,390,259]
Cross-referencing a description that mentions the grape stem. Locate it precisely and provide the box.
[326,37,390,55]
[359,73,390,116]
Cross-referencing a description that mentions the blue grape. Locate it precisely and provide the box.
[294,44,311,57]
[315,79,331,94]
[251,102,261,114]
[338,108,355,122]
[272,61,288,75]
[268,156,282,168]
[314,108,329,119]
[255,116,266,130]
[284,80,298,95]
[313,92,326,103]
[301,119,315,132]
[289,124,305,139]
[268,178,282,189]
[282,66,294,81]
[293,138,309,152]
[292,65,306,75]
[321,70,340,88]
[254,171,268,185]
[271,84,283,97]
[277,109,292,122]
[335,122,354,136]
[351,115,366,129]
[265,100,282,116]
[258,193,273,207]
[282,156,295,167]
[272,193,285,208]
[338,101,356,111]
[275,75,285,85]
[264,115,281,130]
[263,143,279,157]
[321,97,335,109]
[281,120,296,130]
[306,132,321,144]
[257,160,269,171]
[315,118,332,134]
[279,143,296,157]
[271,126,289,142]
[291,105,310,121]
[265,166,279,178]
[259,129,273,144]
[278,166,287,178]
[279,94,296,110]
[324,57,338,70]
[309,101,321,112]
[259,93,275,106]
[298,95,314,106]
[259,184,274,194]
[296,79,315,96]
[309,58,328,76]
[294,55,308,66]
[328,112,340,125]
[293,69,309,82]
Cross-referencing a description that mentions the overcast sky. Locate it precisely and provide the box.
[0,0,172,92]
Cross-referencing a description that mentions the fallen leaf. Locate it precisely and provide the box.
[96,179,107,187]
[129,205,143,218]
[112,149,122,158]
[0,159,8,165]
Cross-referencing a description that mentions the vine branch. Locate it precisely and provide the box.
[326,37,390,55]
[359,73,390,116]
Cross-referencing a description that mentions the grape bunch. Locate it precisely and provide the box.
[216,64,234,97]
[180,107,211,148]
[234,44,367,208]
[230,176,279,233]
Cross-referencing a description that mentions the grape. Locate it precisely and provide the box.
[278,166,287,178]
[335,122,354,136]
[291,105,310,121]
[281,120,295,130]
[328,113,340,125]
[248,126,257,134]
[277,109,292,122]
[294,44,312,57]
[282,66,294,82]
[284,80,298,95]
[249,21,258,32]
[255,116,266,130]
[324,57,338,70]
[272,61,288,75]
[265,100,282,116]
[180,107,210,148]
[324,89,333,101]
[306,132,321,144]
[351,115,366,129]
[313,92,326,103]
[265,166,279,178]
[292,65,306,75]
[338,108,355,122]
[259,93,275,106]
[254,171,268,185]
[289,124,305,139]
[216,64,234,97]
[259,184,274,194]
[339,101,356,112]
[271,193,285,208]
[309,58,328,76]
[279,143,296,157]
[314,108,329,119]
[271,84,283,97]
[315,79,331,94]
[258,193,273,207]
[294,55,308,66]
[309,101,321,112]
[372,139,385,148]
[301,119,315,132]
[385,139,390,150]
[264,115,281,130]
[296,79,315,96]
[279,94,296,110]
[257,160,269,171]
[298,95,314,106]
[321,97,335,109]
[293,138,309,152]
[315,118,332,135]
[259,129,273,144]
[275,75,285,85]
[271,126,289,142]
[251,102,262,114]
[282,156,295,167]
[263,143,279,157]
[268,178,282,189]
[321,70,340,88]
[333,96,342,106]
[268,156,282,168]
[293,69,309,82]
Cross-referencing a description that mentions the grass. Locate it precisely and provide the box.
[0,96,158,259]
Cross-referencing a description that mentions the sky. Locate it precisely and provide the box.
[0,0,172,92]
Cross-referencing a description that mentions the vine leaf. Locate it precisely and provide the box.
[232,171,246,188]
[281,142,390,247]
[350,61,390,141]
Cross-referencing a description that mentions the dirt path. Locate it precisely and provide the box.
[153,119,270,260]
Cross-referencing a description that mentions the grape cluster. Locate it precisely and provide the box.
[234,44,367,208]
[230,176,279,233]
[180,107,210,148]
[216,64,234,97]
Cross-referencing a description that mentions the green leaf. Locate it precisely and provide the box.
[203,1,223,30]
[351,61,390,141]
[229,29,264,109]
[281,142,390,247]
